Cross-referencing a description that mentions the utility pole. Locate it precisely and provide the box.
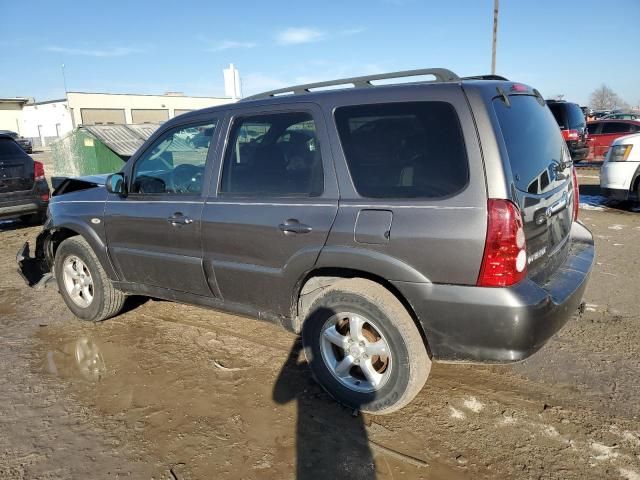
[61,64,68,93]
[491,0,499,75]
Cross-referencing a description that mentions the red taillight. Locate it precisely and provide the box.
[572,167,579,222]
[477,199,527,287]
[561,129,579,141]
[510,83,528,92]
[34,161,45,180]
[40,192,50,202]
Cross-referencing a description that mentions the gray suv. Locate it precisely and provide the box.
[18,69,595,414]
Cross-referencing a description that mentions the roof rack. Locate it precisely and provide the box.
[242,68,461,101]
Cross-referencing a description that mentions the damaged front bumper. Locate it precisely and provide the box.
[16,240,54,289]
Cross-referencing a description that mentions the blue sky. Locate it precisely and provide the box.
[2,0,638,106]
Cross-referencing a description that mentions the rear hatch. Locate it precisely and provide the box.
[0,137,34,194]
[493,93,575,283]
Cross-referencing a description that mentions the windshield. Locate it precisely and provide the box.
[494,95,567,194]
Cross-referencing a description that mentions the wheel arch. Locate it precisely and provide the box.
[45,220,119,280]
[291,267,432,357]
[632,169,640,194]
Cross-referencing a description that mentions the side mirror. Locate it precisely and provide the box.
[105,173,126,196]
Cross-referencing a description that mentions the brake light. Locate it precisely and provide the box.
[34,161,45,181]
[561,129,580,141]
[477,199,527,287]
[572,167,579,222]
[40,192,50,202]
[510,83,528,92]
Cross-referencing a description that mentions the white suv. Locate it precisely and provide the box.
[600,133,640,201]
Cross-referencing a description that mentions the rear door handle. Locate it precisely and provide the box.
[167,213,193,226]
[279,219,312,235]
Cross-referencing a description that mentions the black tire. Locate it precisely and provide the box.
[54,236,125,321]
[301,278,430,415]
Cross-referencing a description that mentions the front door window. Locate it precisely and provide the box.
[131,121,217,195]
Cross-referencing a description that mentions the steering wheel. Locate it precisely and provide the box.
[172,164,203,193]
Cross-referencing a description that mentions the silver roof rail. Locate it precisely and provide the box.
[241,68,460,101]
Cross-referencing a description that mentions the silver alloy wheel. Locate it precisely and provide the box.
[61,255,94,308]
[319,312,392,393]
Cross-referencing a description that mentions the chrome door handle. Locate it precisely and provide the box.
[279,219,312,235]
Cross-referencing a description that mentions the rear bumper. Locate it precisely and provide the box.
[569,145,590,162]
[0,182,49,220]
[0,198,47,219]
[393,221,595,363]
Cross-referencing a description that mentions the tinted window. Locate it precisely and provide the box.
[601,122,632,134]
[494,95,566,193]
[335,102,468,198]
[587,123,600,135]
[220,112,323,197]
[566,103,586,129]
[0,138,26,156]
[547,103,565,128]
[131,121,217,195]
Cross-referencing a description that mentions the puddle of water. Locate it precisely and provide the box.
[34,319,461,479]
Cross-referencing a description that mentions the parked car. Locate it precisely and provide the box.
[601,113,640,121]
[0,130,33,153]
[600,132,640,201]
[593,110,611,119]
[586,119,640,160]
[0,133,49,223]
[546,100,589,162]
[17,69,594,414]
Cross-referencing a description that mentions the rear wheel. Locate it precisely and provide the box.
[54,236,125,321]
[301,278,430,414]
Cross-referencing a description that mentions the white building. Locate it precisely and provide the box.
[65,91,232,127]
[17,91,234,146]
[2,65,241,146]
[0,97,31,133]
[22,99,73,144]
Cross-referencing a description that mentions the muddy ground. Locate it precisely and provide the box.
[0,165,639,479]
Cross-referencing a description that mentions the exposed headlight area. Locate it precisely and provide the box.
[608,144,633,162]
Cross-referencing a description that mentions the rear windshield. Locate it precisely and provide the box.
[0,138,26,156]
[493,95,565,194]
[547,103,585,130]
[335,101,468,198]
[565,103,586,129]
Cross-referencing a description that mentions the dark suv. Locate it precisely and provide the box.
[0,130,33,153]
[18,69,594,414]
[0,133,49,223]
[546,100,589,162]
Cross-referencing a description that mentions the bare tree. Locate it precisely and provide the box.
[589,84,629,110]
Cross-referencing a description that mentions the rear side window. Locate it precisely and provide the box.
[587,123,600,135]
[0,138,25,156]
[548,103,565,128]
[335,102,468,198]
[220,112,323,197]
[493,95,565,194]
[601,122,632,134]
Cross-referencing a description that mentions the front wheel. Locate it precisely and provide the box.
[301,278,431,415]
[54,236,125,321]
